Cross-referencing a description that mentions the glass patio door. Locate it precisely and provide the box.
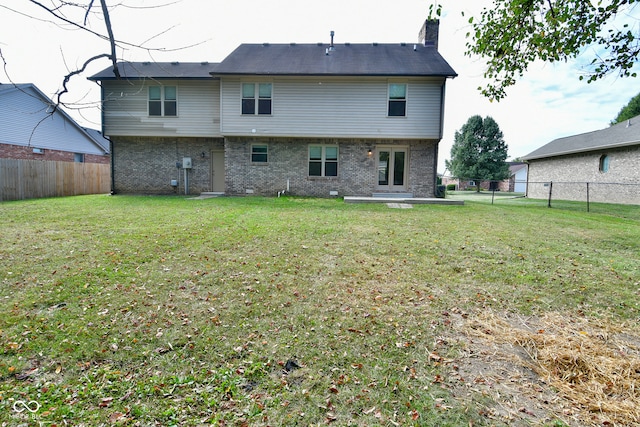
[377,147,407,191]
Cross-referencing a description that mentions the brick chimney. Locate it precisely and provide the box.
[418,19,439,50]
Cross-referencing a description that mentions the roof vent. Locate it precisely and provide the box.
[142,61,150,65]
[329,30,335,51]
[290,42,296,46]
[317,42,323,46]
[400,42,406,46]
[171,61,179,65]
[200,61,208,65]
[262,42,270,46]
[627,119,632,127]
[372,42,378,46]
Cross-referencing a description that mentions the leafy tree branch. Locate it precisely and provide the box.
[460,0,639,100]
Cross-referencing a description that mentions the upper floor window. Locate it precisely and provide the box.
[242,83,272,115]
[251,144,268,163]
[309,145,338,177]
[149,86,177,116]
[599,154,610,173]
[388,83,406,117]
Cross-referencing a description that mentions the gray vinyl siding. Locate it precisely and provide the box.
[0,86,105,155]
[220,77,445,139]
[101,80,220,137]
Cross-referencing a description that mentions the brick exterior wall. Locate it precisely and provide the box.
[110,136,224,194]
[225,137,438,197]
[111,136,439,197]
[0,143,110,164]
[526,145,640,205]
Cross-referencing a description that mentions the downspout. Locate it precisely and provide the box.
[433,81,447,197]
[109,136,115,195]
[99,82,116,195]
[433,137,439,197]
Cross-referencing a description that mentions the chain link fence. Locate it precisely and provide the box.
[525,181,640,209]
[442,177,640,214]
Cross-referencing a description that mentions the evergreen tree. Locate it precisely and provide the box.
[446,116,510,192]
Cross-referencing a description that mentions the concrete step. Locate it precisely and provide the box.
[371,192,414,198]
[189,192,224,199]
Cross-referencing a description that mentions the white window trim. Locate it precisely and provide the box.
[308,145,339,178]
[241,82,273,116]
[387,81,408,118]
[148,85,178,117]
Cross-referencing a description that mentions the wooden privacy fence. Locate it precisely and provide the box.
[0,159,111,201]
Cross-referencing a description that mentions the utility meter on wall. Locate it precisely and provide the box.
[182,157,192,169]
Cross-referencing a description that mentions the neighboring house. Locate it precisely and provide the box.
[522,115,640,204]
[440,162,528,192]
[88,20,457,197]
[507,162,528,193]
[0,83,110,163]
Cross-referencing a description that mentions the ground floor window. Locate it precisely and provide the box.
[309,145,338,177]
[251,144,268,163]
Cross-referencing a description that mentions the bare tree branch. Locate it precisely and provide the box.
[56,53,112,109]
[99,0,120,79]
[4,0,205,124]
[85,0,95,25]
[28,0,109,42]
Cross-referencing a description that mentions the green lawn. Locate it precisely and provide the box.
[1,195,638,426]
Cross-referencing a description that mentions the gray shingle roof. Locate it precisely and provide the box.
[88,62,218,80]
[522,114,640,160]
[212,43,458,77]
[83,127,111,153]
[88,43,457,81]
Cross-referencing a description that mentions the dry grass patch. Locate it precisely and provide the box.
[453,310,640,426]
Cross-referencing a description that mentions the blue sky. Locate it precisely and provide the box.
[1,0,638,172]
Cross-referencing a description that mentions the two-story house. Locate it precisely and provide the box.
[89,20,457,197]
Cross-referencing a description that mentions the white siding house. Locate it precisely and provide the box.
[219,77,445,139]
[89,20,457,197]
[101,78,221,138]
